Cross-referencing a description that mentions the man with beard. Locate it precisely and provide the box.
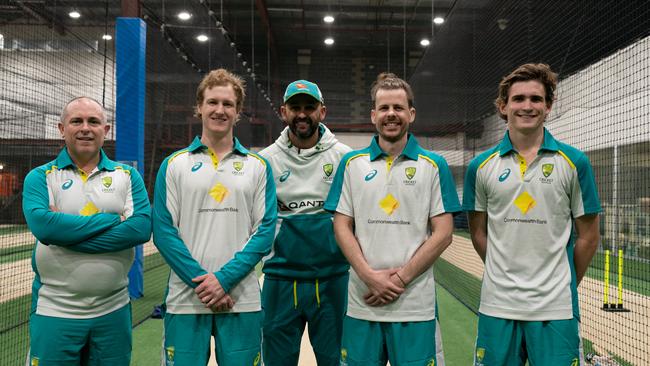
[325,73,460,365]
[259,80,351,365]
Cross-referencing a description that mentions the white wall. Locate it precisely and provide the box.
[0,25,116,139]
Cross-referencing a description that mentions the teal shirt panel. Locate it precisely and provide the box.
[419,149,462,214]
[214,153,277,292]
[555,141,601,216]
[263,213,348,279]
[462,146,499,212]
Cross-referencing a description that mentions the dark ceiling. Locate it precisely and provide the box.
[1,0,649,138]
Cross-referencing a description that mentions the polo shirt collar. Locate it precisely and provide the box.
[498,128,559,156]
[188,136,249,155]
[369,133,420,161]
[55,148,116,171]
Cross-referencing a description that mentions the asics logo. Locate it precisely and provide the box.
[61,179,73,190]
[279,170,291,182]
[498,168,511,182]
[365,170,377,181]
[191,162,203,172]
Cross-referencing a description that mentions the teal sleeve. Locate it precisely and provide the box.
[574,152,601,215]
[152,159,207,287]
[65,167,152,253]
[22,167,121,246]
[463,148,500,212]
[215,156,277,293]
[433,154,462,213]
[462,158,480,211]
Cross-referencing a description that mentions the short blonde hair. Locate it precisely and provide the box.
[195,69,246,117]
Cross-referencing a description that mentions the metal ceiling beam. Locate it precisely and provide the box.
[14,1,65,35]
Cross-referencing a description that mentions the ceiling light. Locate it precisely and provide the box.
[196,34,209,42]
[0,164,4,170]
[178,11,191,21]
[433,17,444,24]
[102,34,112,41]
[68,11,81,19]
[420,39,430,46]
[324,37,334,45]
[323,15,335,23]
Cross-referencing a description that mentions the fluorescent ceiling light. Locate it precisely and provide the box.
[433,17,444,24]
[324,15,335,23]
[324,37,334,45]
[69,11,81,19]
[420,39,430,46]
[196,34,209,42]
[102,34,112,41]
[178,11,192,21]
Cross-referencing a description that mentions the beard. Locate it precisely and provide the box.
[288,117,319,140]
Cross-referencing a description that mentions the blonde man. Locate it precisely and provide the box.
[153,69,276,366]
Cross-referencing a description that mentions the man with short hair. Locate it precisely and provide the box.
[325,73,460,365]
[463,63,601,365]
[22,96,152,365]
[259,80,351,365]
[153,68,276,366]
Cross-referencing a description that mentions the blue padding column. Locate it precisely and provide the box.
[116,17,147,299]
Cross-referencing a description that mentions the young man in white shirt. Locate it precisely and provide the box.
[153,69,276,366]
[463,63,601,365]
